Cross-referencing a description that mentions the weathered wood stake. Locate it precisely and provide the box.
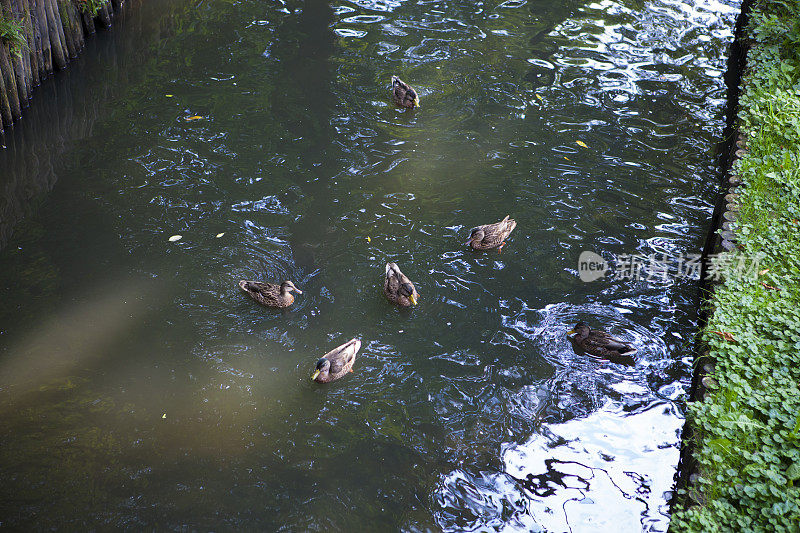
[0,51,12,127]
[49,0,69,62]
[20,0,39,89]
[0,0,28,107]
[0,42,21,121]
[42,0,66,69]
[8,0,32,101]
[97,2,111,28]
[34,0,53,75]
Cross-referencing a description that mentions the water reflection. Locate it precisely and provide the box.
[436,403,681,532]
[0,0,736,529]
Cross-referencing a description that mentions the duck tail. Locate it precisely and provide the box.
[385,262,400,276]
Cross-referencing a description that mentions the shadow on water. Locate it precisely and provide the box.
[0,0,739,529]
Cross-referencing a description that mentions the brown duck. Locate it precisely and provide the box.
[384,262,419,307]
[568,322,637,361]
[392,76,420,108]
[465,215,517,252]
[239,280,302,308]
[311,338,362,383]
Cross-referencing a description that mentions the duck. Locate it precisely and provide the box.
[238,280,302,308]
[392,76,420,108]
[465,215,517,252]
[384,262,419,307]
[567,321,637,361]
[311,338,362,383]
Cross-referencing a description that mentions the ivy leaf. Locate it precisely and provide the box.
[787,463,800,481]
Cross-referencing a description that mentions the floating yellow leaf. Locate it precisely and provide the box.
[564,156,570,161]
[536,94,543,101]
[166,94,173,98]
[759,268,769,276]
[162,413,166,419]
[367,236,371,243]
[576,140,588,148]
[216,232,225,238]
[185,115,203,121]
[168,235,182,242]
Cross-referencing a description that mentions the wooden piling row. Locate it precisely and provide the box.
[0,0,122,133]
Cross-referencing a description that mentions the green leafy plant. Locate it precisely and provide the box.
[0,15,25,57]
[74,0,107,17]
[671,0,800,530]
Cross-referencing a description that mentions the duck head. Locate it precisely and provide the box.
[311,358,330,381]
[281,281,303,295]
[400,282,417,305]
[567,321,591,339]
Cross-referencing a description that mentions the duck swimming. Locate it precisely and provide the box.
[567,321,637,361]
[391,76,420,108]
[384,262,419,307]
[311,338,362,383]
[465,215,517,252]
[239,280,302,308]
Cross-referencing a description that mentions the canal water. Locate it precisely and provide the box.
[0,0,738,529]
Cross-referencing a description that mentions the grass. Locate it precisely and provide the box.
[671,0,800,530]
[0,14,25,57]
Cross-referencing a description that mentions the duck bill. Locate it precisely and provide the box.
[414,96,420,108]
[464,239,473,246]
[293,288,303,294]
[311,370,320,381]
[409,294,418,306]
[566,329,575,335]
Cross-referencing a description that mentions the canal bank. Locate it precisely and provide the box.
[673,0,800,529]
[0,0,124,133]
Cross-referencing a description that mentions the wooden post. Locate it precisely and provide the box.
[28,0,49,77]
[81,7,94,35]
[34,0,52,75]
[0,49,12,127]
[28,0,44,83]
[97,2,111,28]
[0,42,21,121]
[0,0,28,107]
[68,3,84,52]
[20,0,39,89]
[9,0,33,100]
[55,0,77,59]
[42,0,65,69]
[49,0,70,62]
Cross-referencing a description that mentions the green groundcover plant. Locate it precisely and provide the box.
[671,0,800,531]
[0,14,25,57]
[74,0,107,17]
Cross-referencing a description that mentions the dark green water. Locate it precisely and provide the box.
[0,0,738,530]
